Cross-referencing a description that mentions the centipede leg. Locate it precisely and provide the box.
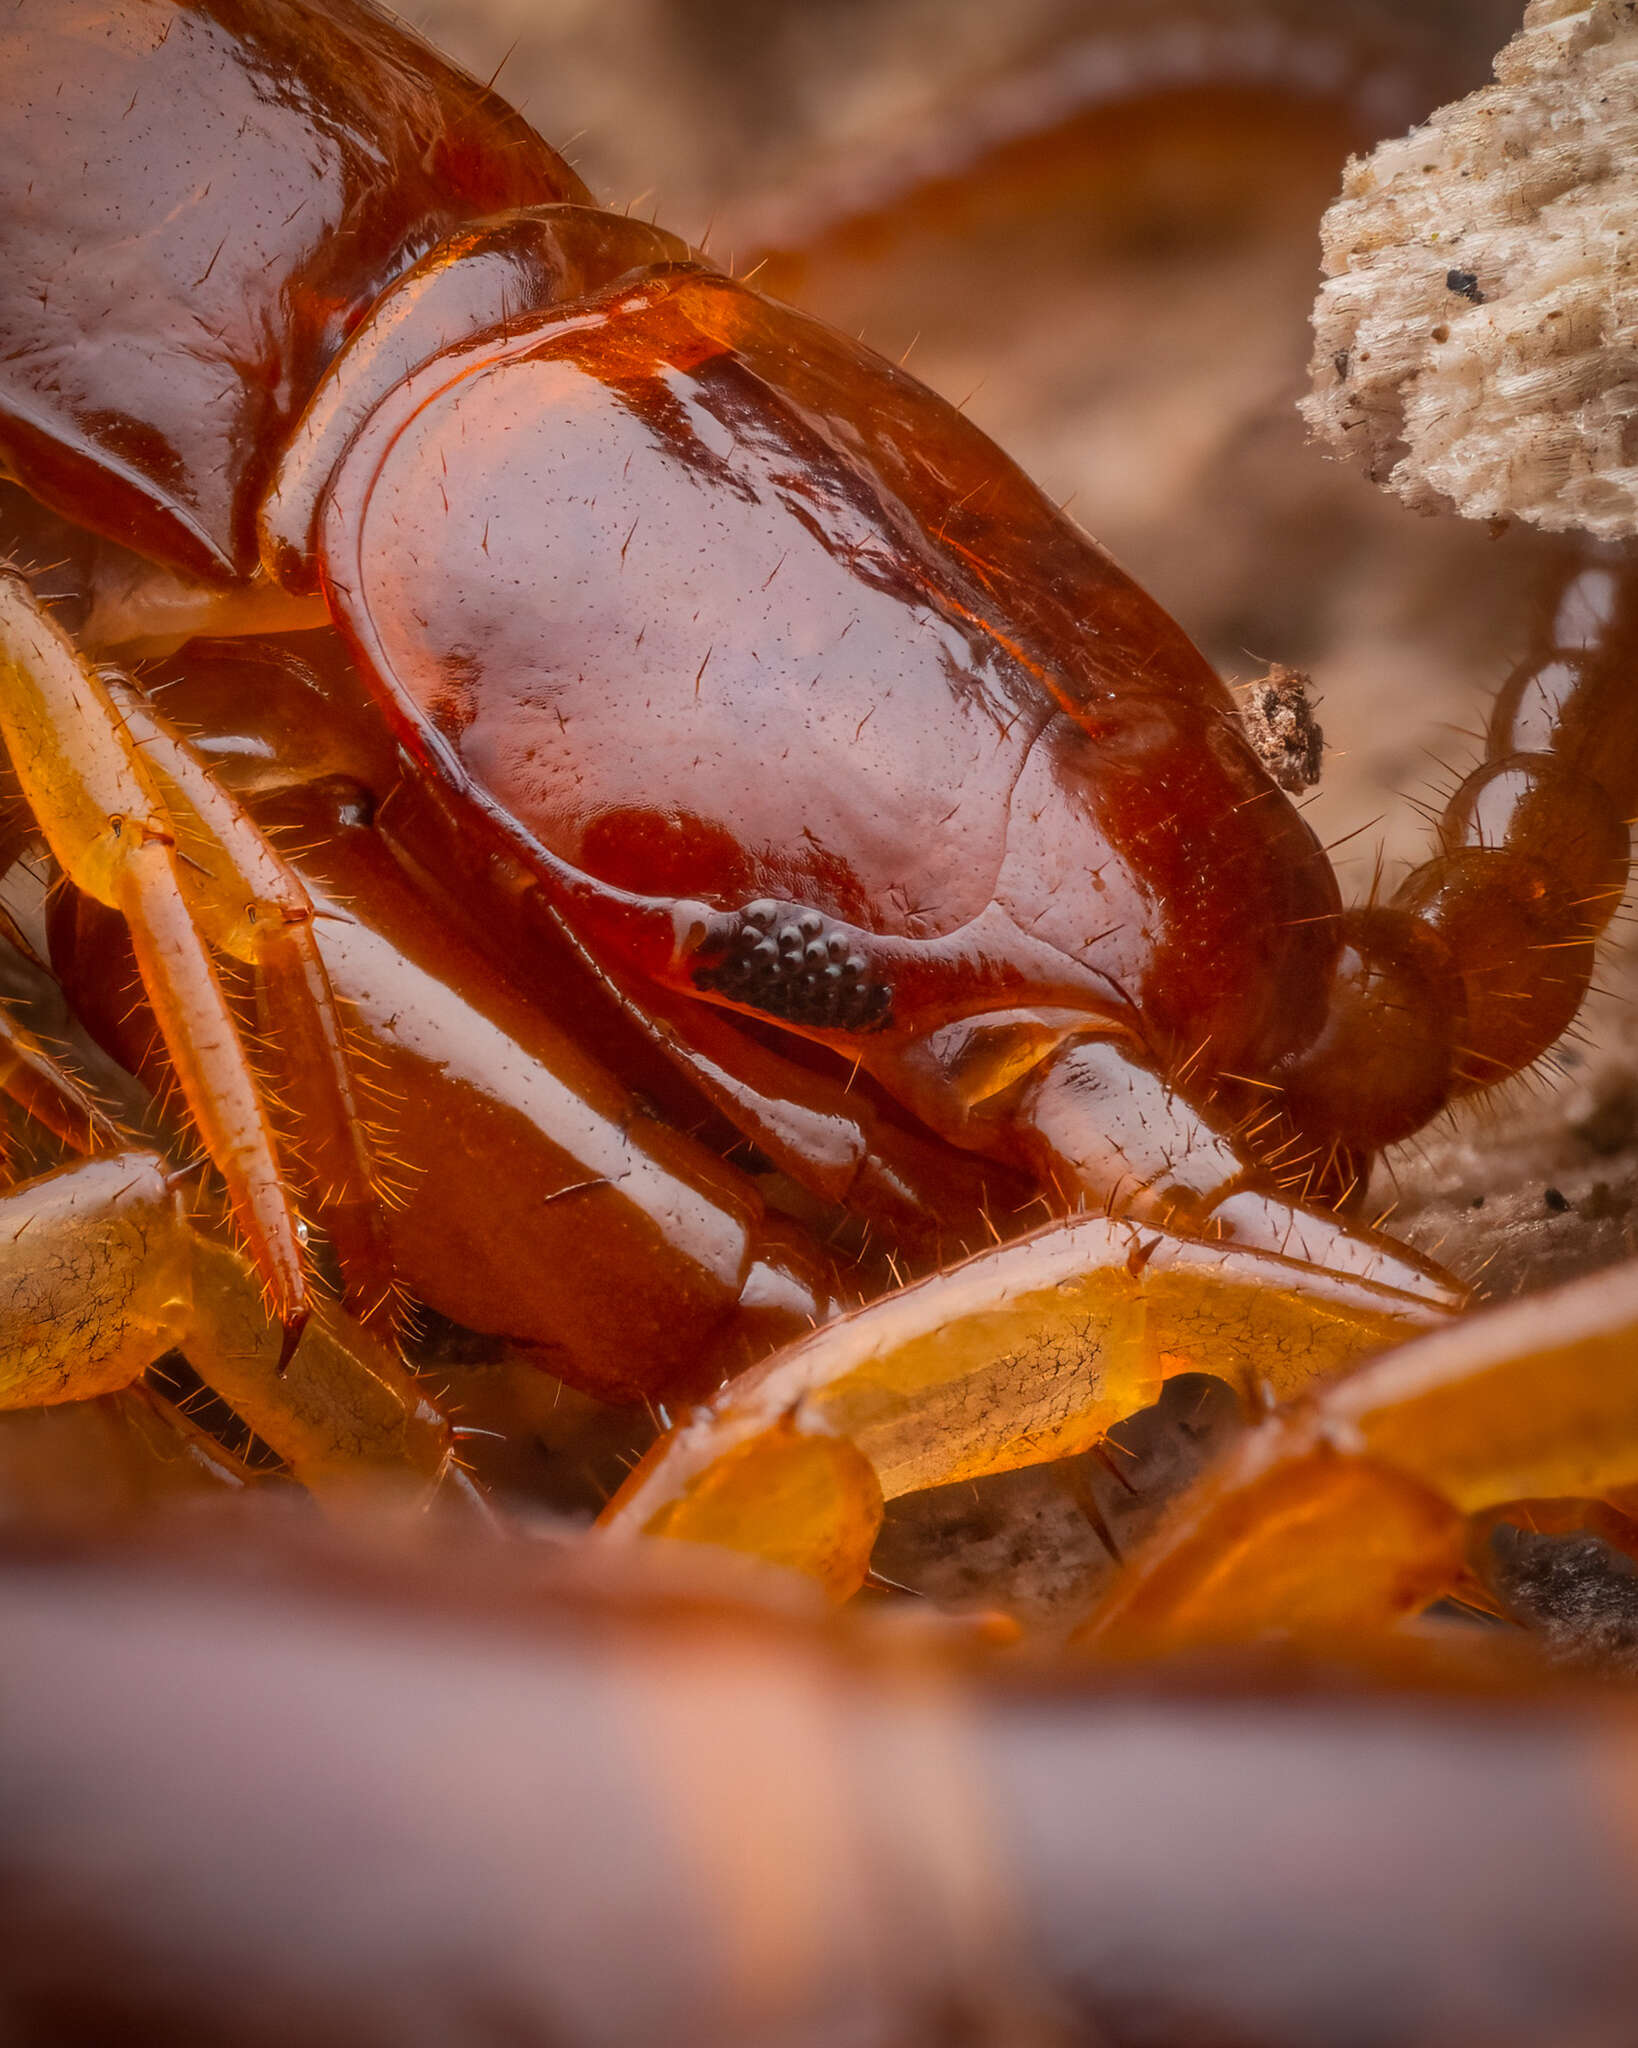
[182,1229,475,1511]
[0,574,310,1344]
[100,672,396,1327]
[600,1204,1451,1599]
[0,1146,466,1512]
[0,1150,193,1410]
[1077,1253,1638,1657]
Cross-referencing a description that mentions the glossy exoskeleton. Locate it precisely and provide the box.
[0,0,1635,1597]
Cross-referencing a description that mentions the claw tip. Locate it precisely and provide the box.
[276,1308,311,1375]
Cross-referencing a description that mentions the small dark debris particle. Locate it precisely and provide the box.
[1237,664,1324,793]
[1332,349,1350,381]
[1469,1193,1485,1209]
[1446,268,1486,304]
[1544,1185,1570,1213]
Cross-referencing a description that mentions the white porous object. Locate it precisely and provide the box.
[1303,0,1638,537]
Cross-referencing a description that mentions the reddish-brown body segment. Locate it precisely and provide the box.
[0,0,585,576]
[0,0,1629,1474]
[44,632,847,1403]
[0,0,1391,1347]
[323,263,1340,1087]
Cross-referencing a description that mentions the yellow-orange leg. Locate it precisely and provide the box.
[1076,1256,1638,1657]
[0,990,121,1156]
[0,794,129,1156]
[0,1150,193,1407]
[598,1207,1457,1599]
[0,767,133,1153]
[183,1229,474,1508]
[101,674,395,1327]
[0,1148,469,1508]
[0,571,364,1347]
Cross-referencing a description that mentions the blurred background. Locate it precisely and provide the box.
[397,0,1638,1298]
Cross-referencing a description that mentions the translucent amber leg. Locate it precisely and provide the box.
[0,1386,247,1521]
[103,676,395,1325]
[599,1208,1454,1598]
[183,1231,473,1510]
[0,1150,193,1408]
[0,575,308,1341]
[1078,1254,1638,1655]
[0,1147,469,1509]
[0,995,120,1155]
